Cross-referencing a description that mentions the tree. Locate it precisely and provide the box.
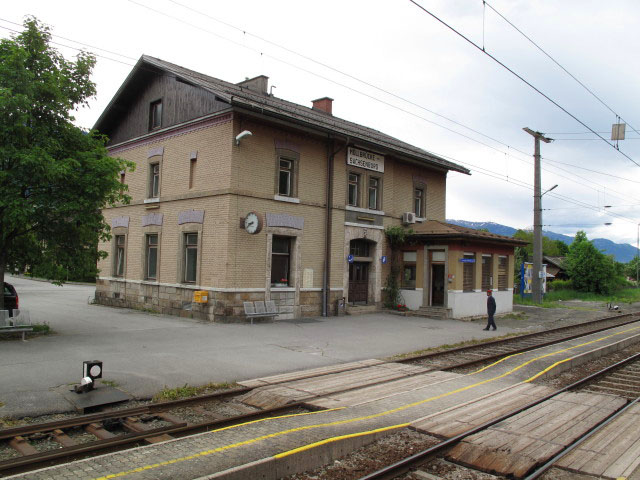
[565,231,616,294]
[0,18,132,308]
[512,230,569,286]
[624,256,640,282]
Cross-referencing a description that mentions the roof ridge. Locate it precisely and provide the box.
[100,55,470,175]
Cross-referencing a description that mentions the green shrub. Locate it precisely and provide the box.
[549,279,572,291]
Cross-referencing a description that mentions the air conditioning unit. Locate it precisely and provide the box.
[402,212,416,225]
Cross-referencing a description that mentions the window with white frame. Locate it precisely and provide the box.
[368,177,380,210]
[414,187,424,217]
[149,163,160,198]
[271,236,291,286]
[114,235,125,277]
[278,158,294,196]
[184,233,198,283]
[146,234,158,280]
[348,173,360,207]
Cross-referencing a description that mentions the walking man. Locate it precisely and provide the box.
[483,289,497,331]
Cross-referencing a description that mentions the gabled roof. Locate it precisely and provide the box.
[95,55,470,175]
[543,256,567,269]
[410,220,529,246]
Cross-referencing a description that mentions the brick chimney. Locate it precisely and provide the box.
[236,75,269,95]
[312,97,333,115]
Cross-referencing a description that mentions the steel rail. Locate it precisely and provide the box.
[396,312,637,364]
[5,312,630,436]
[5,313,632,442]
[0,386,251,441]
[358,352,640,480]
[1,312,637,475]
[434,315,640,372]
[0,401,307,474]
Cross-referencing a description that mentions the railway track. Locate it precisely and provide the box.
[399,311,639,371]
[0,388,311,475]
[1,312,638,477]
[359,352,640,480]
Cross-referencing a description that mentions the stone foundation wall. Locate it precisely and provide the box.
[95,279,350,322]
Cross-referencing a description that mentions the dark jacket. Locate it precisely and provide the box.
[487,295,496,316]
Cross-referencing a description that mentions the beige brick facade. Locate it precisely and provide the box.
[96,111,453,321]
[95,56,522,321]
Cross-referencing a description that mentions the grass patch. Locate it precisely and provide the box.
[100,380,119,388]
[152,382,237,402]
[386,333,522,361]
[31,323,52,334]
[500,311,527,321]
[514,288,640,308]
[0,417,21,428]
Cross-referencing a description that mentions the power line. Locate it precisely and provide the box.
[540,157,640,185]
[130,1,640,204]
[408,0,640,168]
[5,10,634,205]
[484,1,640,138]
[554,137,640,141]
[2,15,637,226]
[434,151,639,225]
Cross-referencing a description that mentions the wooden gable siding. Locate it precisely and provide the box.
[106,73,228,145]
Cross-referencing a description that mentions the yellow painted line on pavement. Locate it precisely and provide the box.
[210,407,345,433]
[274,422,411,458]
[94,323,640,479]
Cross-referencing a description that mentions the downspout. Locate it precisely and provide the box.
[322,136,347,316]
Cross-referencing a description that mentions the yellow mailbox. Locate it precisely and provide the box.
[193,291,209,304]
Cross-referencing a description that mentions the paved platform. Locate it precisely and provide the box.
[2,276,550,418]
[8,320,640,480]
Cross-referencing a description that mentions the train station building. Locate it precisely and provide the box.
[94,55,525,320]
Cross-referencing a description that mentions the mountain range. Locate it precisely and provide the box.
[447,219,639,263]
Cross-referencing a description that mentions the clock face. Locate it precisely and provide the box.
[244,212,261,234]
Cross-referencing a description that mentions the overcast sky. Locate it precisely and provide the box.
[2,0,639,248]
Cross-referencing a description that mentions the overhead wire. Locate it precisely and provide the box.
[6,4,629,206]
[484,0,640,138]
[408,0,640,169]
[1,13,637,228]
[133,1,640,205]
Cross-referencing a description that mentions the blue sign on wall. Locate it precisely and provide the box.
[347,254,354,263]
[381,255,387,264]
[460,258,476,263]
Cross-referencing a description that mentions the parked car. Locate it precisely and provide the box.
[3,282,19,316]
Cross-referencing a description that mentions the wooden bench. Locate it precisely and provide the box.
[243,301,279,324]
[0,310,34,341]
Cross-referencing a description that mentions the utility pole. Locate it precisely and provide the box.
[523,128,553,303]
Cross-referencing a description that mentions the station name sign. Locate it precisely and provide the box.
[347,147,384,173]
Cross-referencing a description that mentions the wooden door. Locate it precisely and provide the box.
[431,264,445,306]
[349,262,369,304]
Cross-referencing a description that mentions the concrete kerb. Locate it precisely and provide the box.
[196,428,394,480]
[531,331,640,382]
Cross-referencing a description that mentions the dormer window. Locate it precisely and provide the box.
[149,99,162,131]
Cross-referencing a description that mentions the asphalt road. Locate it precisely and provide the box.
[0,275,612,418]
